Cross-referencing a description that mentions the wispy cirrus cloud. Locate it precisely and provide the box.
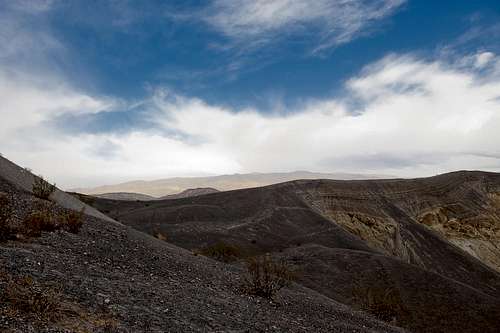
[2,0,500,189]
[3,0,55,14]
[203,0,406,54]
[0,1,61,71]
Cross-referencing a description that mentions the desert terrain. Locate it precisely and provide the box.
[1,155,499,332]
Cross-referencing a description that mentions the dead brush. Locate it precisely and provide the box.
[23,204,85,237]
[32,175,56,200]
[351,283,408,325]
[60,208,85,234]
[3,275,61,321]
[155,232,167,241]
[93,317,119,332]
[241,254,295,300]
[199,241,242,262]
[152,228,167,241]
[0,193,15,241]
[23,207,58,237]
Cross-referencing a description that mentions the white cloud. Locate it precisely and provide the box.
[0,4,117,145]
[474,51,495,68]
[204,0,406,53]
[0,70,115,137]
[3,51,500,188]
[1,1,500,188]
[146,54,500,178]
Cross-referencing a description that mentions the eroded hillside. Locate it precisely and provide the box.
[85,171,500,332]
[0,159,402,332]
[302,171,500,272]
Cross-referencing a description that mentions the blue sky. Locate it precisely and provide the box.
[1,0,500,187]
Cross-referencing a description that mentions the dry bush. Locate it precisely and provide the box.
[60,208,84,234]
[32,176,56,200]
[94,317,119,332]
[23,208,57,237]
[0,193,15,241]
[3,275,61,321]
[351,284,407,324]
[199,241,242,262]
[154,231,167,241]
[242,255,295,300]
[23,205,85,237]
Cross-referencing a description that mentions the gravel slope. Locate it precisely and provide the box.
[0,156,115,224]
[0,175,402,332]
[88,171,500,332]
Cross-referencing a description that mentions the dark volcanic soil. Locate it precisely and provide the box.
[0,174,401,332]
[87,171,500,332]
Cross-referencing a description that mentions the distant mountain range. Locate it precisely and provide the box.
[159,187,219,200]
[93,188,219,201]
[72,171,392,197]
[93,192,157,201]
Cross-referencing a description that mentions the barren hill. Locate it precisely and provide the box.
[80,188,219,201]
[0,157,401,332]
[3,152,500,332]
[159,187,219,200]
[72,171,391,197]
[86,171,500,332]
[94,192,157,201]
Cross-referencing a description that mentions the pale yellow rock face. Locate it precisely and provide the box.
[299,178,500,273]
[416,200,500,271]
[324,211,397,255]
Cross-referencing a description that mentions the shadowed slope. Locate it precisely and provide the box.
[278,244,500,333]
[0,156,115,224]
[86,171,500,332]
[0,163,401,332]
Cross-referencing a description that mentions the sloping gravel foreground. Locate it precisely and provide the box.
[0,177,403,332]
[0,155,116,223]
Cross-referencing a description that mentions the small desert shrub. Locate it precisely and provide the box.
[94,317,119,332]
[199,242,242,262]
[23,208,57,237]
[351,285,407,324]
[32,176,56,200]
[60,208,84,234]
[0,193,15,241]
[242,255,295,300]
[23,204,84,237]
[3,275,61,320]
[154,231,167,241]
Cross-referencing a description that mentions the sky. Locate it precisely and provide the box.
[1,0,500,188]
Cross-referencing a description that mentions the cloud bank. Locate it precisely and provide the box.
[148,52,500,176]
[1,1,500,188]
[2,49,500,188]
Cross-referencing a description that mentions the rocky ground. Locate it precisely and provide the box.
[90,171,500,332]
[0,175,402,332]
